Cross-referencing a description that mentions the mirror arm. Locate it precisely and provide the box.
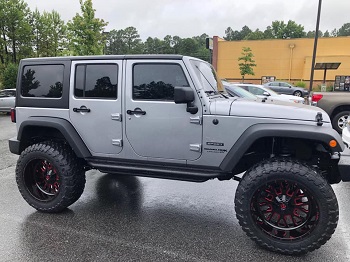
[186,102,198,114]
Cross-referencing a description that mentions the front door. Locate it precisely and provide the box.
[69,60,123,156]
[125,60,202,161]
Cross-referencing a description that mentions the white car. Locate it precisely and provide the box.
[0,89,16,113]
[342,122,350,149]
[233,84,305,104]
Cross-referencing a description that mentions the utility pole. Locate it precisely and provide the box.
[308,0,322,97]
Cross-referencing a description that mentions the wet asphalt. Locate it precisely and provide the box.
[0,114,350,262]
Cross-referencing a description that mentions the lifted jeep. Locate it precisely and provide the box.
[9,55,350,255]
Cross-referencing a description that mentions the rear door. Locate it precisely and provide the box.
[69,60,123,156]
[273,82,284,93]
[280,82,292,94]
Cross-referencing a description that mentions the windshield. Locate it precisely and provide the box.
[190,59,224,93]
[225,85,257,99]
[262,86,279,96]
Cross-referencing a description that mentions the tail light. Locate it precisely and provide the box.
[10,108,16,123]
[312,94,323,103]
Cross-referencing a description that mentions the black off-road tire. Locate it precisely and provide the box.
[234,158,338,255]
[16,141,86,213]
[332,111,350,133]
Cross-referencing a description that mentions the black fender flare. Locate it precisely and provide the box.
[16,117,91,158]
[220,123,344,172]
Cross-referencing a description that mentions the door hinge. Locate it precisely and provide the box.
[190,144,202,152]
[111,113,122,122]
[112,139,123,147]
[190,116,202,125]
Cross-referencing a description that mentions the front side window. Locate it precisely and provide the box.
[75,64,118,99]
[21,65,64,98]
[248,86,265,95]
[133,63,189,101]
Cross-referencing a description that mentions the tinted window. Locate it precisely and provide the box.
[247,86,265,95]
[75,64,118,99]
[133,64,189,100]
[21,65,64,98]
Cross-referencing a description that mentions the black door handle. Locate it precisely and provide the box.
[127,108,146,115]
[73,107,91,113]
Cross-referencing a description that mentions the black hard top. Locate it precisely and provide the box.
[21,54,184,62]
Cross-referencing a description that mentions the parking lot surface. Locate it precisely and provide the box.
[0,114,350,262]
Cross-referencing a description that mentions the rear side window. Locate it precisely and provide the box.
[21,65,64,98]
[74,64,118,99]
[133,63,189,101]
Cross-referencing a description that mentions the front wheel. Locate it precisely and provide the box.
[332,111,350,133]
[234,159,338,255]
[16,141,86,213]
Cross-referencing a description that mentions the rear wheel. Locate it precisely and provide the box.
[16,141,86,213]
[293,90,302,97]
[235,158,338,255]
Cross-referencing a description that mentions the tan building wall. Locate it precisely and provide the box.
[213,37,350,85]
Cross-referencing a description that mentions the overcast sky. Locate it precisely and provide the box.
[25,0,350,40]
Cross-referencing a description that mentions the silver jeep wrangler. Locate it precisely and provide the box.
[9,55,350,255]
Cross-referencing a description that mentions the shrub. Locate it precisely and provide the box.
[3,63,18,88]
[327,84,334,92]
[295,81,306,88]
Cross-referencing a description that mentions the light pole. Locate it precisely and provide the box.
[308,0,322,96]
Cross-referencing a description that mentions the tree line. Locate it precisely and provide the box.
[0,0,349,88]
[224,21,350,41]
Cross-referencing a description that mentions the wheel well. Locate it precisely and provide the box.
[20,126,67,152]
[330,105,350,119]
[232,137,341,184]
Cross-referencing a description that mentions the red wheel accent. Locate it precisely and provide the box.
[251,180,319,240]
[24,159,60,201]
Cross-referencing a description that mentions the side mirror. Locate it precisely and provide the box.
[174,86,198,114]
[174,86,195,104]
[263,91,270,96]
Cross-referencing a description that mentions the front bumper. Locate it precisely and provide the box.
[339,127,350,181]
[342,125,350,148]
[339,151,350,182]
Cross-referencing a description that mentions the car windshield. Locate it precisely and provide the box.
[225,85,257,99]
[190,59,224,94]
[262,86,279,96]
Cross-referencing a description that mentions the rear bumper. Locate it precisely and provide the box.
[339,149,350,182]
[9,137,20,155]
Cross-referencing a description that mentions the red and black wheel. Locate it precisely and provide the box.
[16,141,86,213]
[235,159,338,255]
[24,159,61,201]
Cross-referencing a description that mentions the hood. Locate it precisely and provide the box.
[279,94,304,101]
[209,98,330,122]
[209,98,235,115]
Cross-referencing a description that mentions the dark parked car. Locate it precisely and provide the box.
[264,81,308,97]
